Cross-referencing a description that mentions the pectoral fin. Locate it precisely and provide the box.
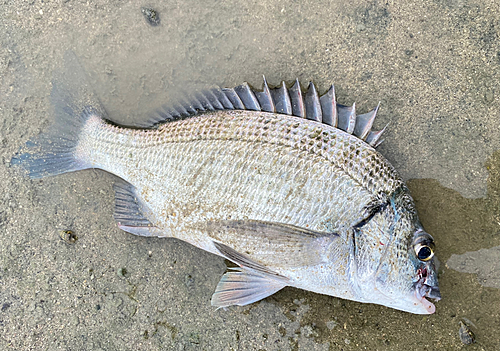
[213,241,287,278]
[211,268,287,308]
[208,221,336,307]
[207,220,337,268]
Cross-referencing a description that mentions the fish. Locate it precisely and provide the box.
[11,52,441,314]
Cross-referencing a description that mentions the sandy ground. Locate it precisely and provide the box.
[1,0,499,350]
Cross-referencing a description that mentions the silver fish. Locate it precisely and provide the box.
[12,53,440,314]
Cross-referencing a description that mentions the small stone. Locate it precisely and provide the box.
[59,230,78,244]
[188,332,200,344]
[459,319,476,345]
[117,267,130,278]
[71,315,79,326]
[356,24,366,32]
[326,320,337,330]
[141,7,160,26]
[2,302,11,312]
[484,90,494,103]
[184,274,195,288]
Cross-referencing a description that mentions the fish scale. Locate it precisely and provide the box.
[12,52,440,314]
[87,110,400,196]
[78,113,376,234]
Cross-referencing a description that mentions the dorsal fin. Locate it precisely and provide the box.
[147,79,387,148]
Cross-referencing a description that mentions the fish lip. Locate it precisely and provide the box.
[413,274,441,314]
[425,285,441,300]
[415,274,441,301]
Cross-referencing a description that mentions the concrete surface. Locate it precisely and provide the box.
[1,0,499,349]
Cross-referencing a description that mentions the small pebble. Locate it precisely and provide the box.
[117,267,130,278]
[184,273,195,288]
[459,319,476,345]
[141,7,160,26]
[326,320,337,330]
[484,90,494,103]
[59,230,78,244]
[356,24,366,32]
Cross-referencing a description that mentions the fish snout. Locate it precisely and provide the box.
[425,285,441,300]
[421,263,440,301]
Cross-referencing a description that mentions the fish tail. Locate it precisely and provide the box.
[11,52,107,179]
[11,107,96,179]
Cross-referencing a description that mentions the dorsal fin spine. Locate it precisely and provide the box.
[347,102,356,134]
[194,92,214,111]
[305,82,322,122]
[353,102,380,140]
[210,88,234,109]
[254,76,275,113]
[289,79,305,117]
[320,84,337,127]
[271,81,292,115]
[222,88,245,110]
[234,83,260,111]
[150,78,386,148]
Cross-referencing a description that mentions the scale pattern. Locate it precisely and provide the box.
[78,110,404,237]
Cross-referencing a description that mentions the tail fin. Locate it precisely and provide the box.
[11,52,107,179]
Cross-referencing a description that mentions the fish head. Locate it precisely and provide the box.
[373,227,440,314]
[354,190,441,314]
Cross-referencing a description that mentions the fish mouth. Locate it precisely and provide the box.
[414,284,440,314]
[414,272,441,314]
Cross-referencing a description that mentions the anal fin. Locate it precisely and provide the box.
[211,268,287,308]
[113,180,163,237]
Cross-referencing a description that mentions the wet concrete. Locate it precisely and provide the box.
[1,0,499,349]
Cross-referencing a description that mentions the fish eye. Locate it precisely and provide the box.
[415,243,434,261]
